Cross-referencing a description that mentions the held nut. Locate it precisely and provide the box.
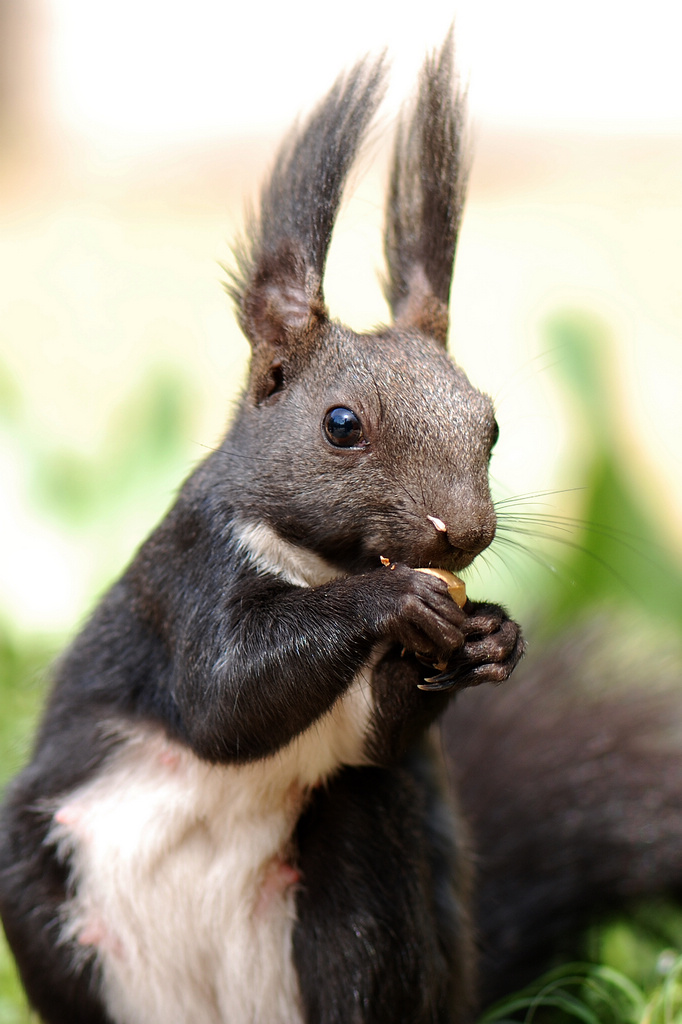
[414,568,467,673]
[414,567,466,608]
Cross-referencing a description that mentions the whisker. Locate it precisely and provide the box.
[491,535,562,576]
[495,509,667,570]
[493,487,586,507]
[369,371,386,424]
[497,517,578,537]
[475,539,546,592]
[195,442,292,466]
[495,527,642,596]
[394,478,421,511]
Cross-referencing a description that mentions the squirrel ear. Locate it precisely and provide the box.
[234,238,326,351]
[226,58,386,357]
[384,31,469,348]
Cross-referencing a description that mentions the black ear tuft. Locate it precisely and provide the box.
[384,31,469,347]
[226,57,387,355]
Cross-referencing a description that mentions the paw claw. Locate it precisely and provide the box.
[418,670,459,691]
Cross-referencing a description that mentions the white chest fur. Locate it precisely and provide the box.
[47,669,374,1024]
[45,521,376,1023]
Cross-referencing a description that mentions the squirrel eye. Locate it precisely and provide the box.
[491,418,500,449]
[323,407,364,448]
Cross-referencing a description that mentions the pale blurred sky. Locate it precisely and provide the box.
[46,0,682,145]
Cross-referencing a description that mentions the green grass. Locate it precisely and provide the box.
[482,956,682,1024]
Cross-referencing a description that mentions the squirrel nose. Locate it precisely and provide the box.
[427,509,497,559]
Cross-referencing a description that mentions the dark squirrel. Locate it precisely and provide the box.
[2,34,682,1024]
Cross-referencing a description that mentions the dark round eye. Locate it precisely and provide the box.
[491,418,500,449]
[323,407,364,448]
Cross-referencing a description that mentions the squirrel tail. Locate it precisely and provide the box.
[441,623,682,1007]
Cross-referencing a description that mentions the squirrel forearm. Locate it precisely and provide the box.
[172,574,390,763]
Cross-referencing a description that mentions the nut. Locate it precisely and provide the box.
[414,567,466,608]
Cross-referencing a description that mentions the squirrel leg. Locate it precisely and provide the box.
[292,746,474,1024]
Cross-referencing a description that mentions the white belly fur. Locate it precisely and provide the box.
[46,670,375,1024]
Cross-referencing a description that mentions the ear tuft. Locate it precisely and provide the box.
[227,57,386,357]
[384,31,468,347]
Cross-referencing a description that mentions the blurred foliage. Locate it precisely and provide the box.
[0,360,201,756]
[24,367,198,529]
[481,904,682,1024]
[0,625,54,789]
[0,939,35,1023]
[533,311,682,636]
[586,902,682,991]
[480,956,682,1024]
[0,626,50,1022]
[0,310,681,1019]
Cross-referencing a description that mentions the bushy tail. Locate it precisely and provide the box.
[441,624,682,1006]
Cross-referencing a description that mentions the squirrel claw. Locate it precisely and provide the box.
[418,670,459,691]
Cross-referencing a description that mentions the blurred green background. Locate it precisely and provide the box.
[2,1,682,1021]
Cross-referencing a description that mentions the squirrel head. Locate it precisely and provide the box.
[223,35,497,575]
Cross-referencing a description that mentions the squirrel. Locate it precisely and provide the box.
[1,33,682,1024]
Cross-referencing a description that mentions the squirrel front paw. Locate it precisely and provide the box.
[367,565,525,693]
[371,563,469,664]
[417,601,525,691]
